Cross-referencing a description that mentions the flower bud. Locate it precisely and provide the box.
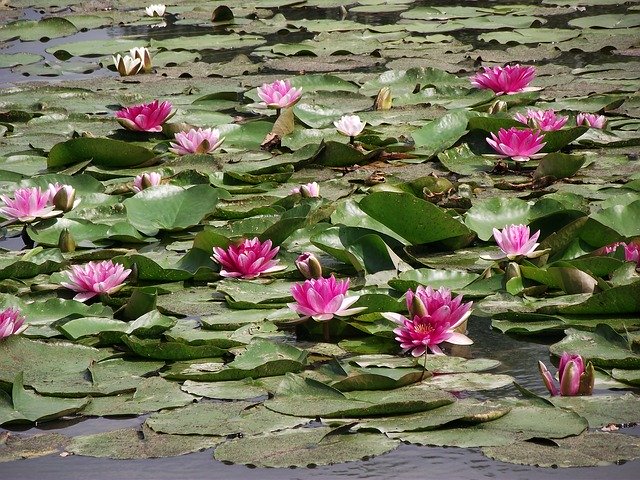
[295,252,322,279]
[505,261,521,281]
[374,87,392,111]
[52,185,76,212]
[58,228,76,253]
[489,100,508,114]
[410,294,428,318]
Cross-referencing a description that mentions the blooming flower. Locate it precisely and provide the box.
[47,183,78,212]
[211,237,286,279]
[486,127,546,162]
[257,80,303,110]
[0,186,60,223]
[169,128,224,155]
[290,182,320,198]
[624,243,640,267]
[334,114,366,139]
[132,172,162,192]
[0,307,26,340]
[129,47,152,73]
[145,4,166,16]
[577,113,607,129]
[470,64,536,95]
[112,54,143,77]
[60,260,132,302]
[295,252,323,279]
[383,286,473,357]
[514,109,568,131]
[288,275,365,322]
[115,100,173,132]
[539,352,594,396]
[483,224,545,261]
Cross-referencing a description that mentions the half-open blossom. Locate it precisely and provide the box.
[115,100,173,132]
[483,224,545,261]
[169,128,224,155]
[257,80,303,110]
[577,113,607,129]
[212,237,286,279]
[624,243,640,267]
[290,182,320,198]
[539,352,594,396]
[486,127,546,162]
[132,172,162,192]
[145,4,166,16]
[470,64,536,95]
[112,54,143,77]
[334,114,365,138]
[288,275,365,322]
[295,252,323,279]
[514,109,568,131]
[47,183,78,212]
[383,286,473,357]
[129,47,152,73]
[61,260,131,302]
[0,307,26,339]
[0,186,59,223]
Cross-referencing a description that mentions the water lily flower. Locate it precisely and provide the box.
[145,3,166,16]
[61,260,132,302]
[288,275,365,322]
[129,47,152,73]
[169,128,224,155]
[514,109,568,131]
[486,127,546,162]
[383,286,473,357]
[624,242,640,267]
[577,113,607,129]
[290,182,320,198]
[132,172,162,192]
[115,100,173,132]
[0,307,26,339]
[295,252,323,279]
[0,186,60,223]
[334,114,366,141]
[470,64,536,95]
[483,224,545,261]
[48,183,79,212]
[257,79,302,111]
[112,53,143,77]
[212,237,286,279]
[539,352,594,396]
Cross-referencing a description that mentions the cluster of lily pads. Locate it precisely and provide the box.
[1,0,640,473]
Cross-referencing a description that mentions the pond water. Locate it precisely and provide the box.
[1,0,640,477]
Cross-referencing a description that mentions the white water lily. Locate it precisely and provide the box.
[334,114,365,139]
[145,4,166,17]
[129,47,152,73]
[112,54,143,77]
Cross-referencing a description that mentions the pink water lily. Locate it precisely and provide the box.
[132,172,162,192]
[212,237,285,279]
[334,114,366,139]
[0,307,26,339]
[514,109,568,131]
[624,243,640,266]
[257,79,303,110]
[486,127,546,162]
[61,260,132,302]
[169,128,224,155]
[577,113,607,129]
[290,182,320,198]
[383,286,473,357]
[483,224,544,261]
[470,64,536,95]
[115,100,173,132]
[288,275,365,322]
[539,352,594,396]
[0,186,60,223]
